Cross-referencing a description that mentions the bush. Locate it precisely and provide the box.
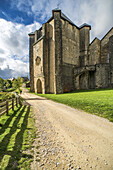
[0,93,15,102]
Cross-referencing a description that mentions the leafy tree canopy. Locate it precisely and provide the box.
[4,79,12,89]
[0,77,4,89]
[12,77,23,89]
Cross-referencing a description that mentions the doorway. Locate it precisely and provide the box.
[37,79,42,93]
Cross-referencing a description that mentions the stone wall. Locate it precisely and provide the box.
[88,71,95,89]
[48,20,56,93]
[33,39,43,77]
[79,27,90,66]
[101,28,113,63]
[109,35,113,86]
[60,19,80,92]
[80,27,90,52]
[43,23,49,93]
[29,34,35,92]
[89,38,100,65]
[74,66,96,90]
[79,72,89,89]
[35,29,42,42]
[95,64,110,88]
[54,11,63,93]
[62,64,74,92]
[33,38,44,93]
[61,19,79,66]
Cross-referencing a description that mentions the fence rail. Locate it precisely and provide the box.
[0,97,21,117]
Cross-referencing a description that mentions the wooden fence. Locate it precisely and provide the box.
[0,97,21,117]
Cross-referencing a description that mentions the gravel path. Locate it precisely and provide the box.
[21,91,113,170]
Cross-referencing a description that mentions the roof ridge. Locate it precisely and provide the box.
[61,12,74,25]
[61,12,79,28]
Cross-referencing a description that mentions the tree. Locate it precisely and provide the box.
[0,77,4,90]
[6,81,11,89]
[17,77,23,88]
[12,79,18,89]
[4,80,12,89]
[12,77,23,89]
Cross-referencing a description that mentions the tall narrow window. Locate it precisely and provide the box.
[107,53,109,63]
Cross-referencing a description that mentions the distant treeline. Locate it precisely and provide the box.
[0,77,23,91]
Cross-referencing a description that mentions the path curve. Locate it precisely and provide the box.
[21,91,113,170]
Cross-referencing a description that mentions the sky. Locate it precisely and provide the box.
[0,0,113,79]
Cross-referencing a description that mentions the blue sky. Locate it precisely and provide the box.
[0,0,113,79]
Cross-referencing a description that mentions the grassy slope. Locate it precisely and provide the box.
[37,89,113,122]
[0,104,36,169]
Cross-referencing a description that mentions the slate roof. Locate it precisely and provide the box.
[61,12,76,26]
[52,8,79,28]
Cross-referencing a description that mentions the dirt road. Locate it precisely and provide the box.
[21,91,113,170]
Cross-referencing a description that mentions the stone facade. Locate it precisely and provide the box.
[29,8,113,94]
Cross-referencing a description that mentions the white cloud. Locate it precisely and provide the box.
[0,18,41,78]
[10,0,113,41]
[79,0,113,40]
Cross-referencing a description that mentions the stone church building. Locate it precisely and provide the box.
[29,8,113,94]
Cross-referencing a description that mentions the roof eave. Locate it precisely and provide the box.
[80,25,91,30]
[101,27,113,41]
[47,16,54,23]
[28,32,35,36]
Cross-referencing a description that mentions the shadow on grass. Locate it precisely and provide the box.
[3,88,16,92]
[62,88,113,94]
[0,105,33,169]
[0,107,21,135]
[28,88,113,96]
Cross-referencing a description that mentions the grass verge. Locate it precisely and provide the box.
[35,89,113,122]
[0,104,36,169]
[3,88,16,92]
[26,87,30,92]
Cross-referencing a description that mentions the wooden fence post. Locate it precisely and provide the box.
[18,97,19,105]
[19,97,21,105]
[6,100,9,116]
[12,98,14,111]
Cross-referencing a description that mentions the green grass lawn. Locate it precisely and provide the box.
[36,89,113,122]
[0,104,36,169]
[26,87,30,92]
